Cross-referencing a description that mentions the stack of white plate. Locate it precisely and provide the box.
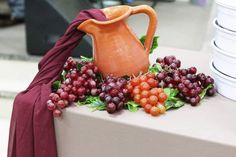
[211,0,236,101]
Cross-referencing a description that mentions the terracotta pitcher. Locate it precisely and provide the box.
[78,5,157,77]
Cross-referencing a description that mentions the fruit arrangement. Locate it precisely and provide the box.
[47,55,216,117]
[47,36,216,117]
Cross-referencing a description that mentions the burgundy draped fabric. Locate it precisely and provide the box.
[8,9,106,157]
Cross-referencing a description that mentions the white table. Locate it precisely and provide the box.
[55,47,236,157]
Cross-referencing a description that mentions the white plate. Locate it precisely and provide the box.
[210,60,236,101]
[213,19,236,55]
[212,40,236,78]
[216,0,236,10]
[216,0,236,31]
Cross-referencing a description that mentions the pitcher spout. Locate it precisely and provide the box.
[77,19,98,35]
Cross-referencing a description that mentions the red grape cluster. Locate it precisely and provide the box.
[47,57,101,117]
[155,55,215,106]
[99,76,129,114]
[63,57,78,71]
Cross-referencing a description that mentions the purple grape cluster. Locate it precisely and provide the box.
[47,57,101,117]
[99,76,129,114]
[156,55,216,106]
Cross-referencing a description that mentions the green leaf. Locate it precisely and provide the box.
[164,88,171,96]
[164,100,184,111]
[139,35,159,54]
[148,63,163,74]
[125,101,140,112]
[80,56,93,62]
[164,88,184,111]
[174,100,185,108]
[88,100,106,111]
[164,88,179,98]
[60,70,66,81]
[150,36,159,54]
[199,84,213,99]
[77,63,83,71]
[140,36,145,45]
[52,80,61,92]
[77,96,106,111]
[77,96,99,105]
[164,101,174,110]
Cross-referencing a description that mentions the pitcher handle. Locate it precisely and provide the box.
[131,5,157,55]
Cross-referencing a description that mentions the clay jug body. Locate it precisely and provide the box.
[78,5,157,77]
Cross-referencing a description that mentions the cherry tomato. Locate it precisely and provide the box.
[158,92,167,103]
[144,104,152,113]
[140,98,149,107]
[140,90,150,98]
[150,106,160,116]
[131,77,140,86]
[157,104,166,114]
[133,88,141,95]
[140,82,151,90]
[157,88,164,94]
[147,78,158,88]
[148,95,158,106]
[146,73,155,79]
[153,80,158,87]
[133,85,140,89]
[134,94,141,103]
[140,75,148,82]
[149,88,159,96]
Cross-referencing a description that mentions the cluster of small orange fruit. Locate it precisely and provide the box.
[126,73,167,116]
